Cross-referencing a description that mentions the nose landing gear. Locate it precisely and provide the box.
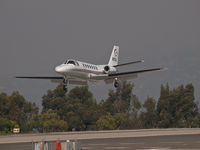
[63,78,68,92]
[63,85,67,92]
[114,78,119,88]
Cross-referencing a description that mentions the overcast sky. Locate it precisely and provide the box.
[1,0,200,107]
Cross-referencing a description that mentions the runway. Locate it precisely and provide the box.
[80,134,200,150]
[0,128,200,150]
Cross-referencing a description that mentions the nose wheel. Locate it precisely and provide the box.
[63,85,67,92]
[114,78,119,88]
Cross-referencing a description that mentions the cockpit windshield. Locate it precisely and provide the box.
[64,60,79,66]
[67,60,76,65]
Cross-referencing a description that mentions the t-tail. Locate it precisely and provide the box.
[108,45,119,66]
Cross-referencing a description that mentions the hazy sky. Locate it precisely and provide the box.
[1,0,200,107]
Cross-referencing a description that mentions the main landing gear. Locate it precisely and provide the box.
[114,78,119,88]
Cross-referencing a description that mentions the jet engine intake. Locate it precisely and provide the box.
[104,65,110,73]
[104,65,117,74]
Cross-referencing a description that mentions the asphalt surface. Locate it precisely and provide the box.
[0,134,200,150]
[0,129,200,150]
[80,134,200,150]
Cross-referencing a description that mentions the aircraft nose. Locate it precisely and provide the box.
[55,66,64,73]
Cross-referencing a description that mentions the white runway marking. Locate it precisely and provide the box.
[137,148,170,150]
[88,143,109,146]
[120,142,144,145]
[160,141,183,144]
[104,147,128,149]
[82,147,94,149]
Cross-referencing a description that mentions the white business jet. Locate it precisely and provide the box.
[16,46,166,91]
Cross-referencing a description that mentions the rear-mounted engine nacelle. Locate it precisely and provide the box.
[104,65,110,72]
[104,65,116,74]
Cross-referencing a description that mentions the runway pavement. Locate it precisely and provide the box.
[1,134,200,150]
[80,134,200,150]
[0,128,200,150]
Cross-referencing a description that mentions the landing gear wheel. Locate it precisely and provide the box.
[114,81,119,88]
[63,85,67,92]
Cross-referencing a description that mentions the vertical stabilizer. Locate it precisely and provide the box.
[108,45,119,66]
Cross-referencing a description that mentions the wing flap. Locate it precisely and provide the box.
[90,74,108,80]
[109,68,167,78]
[68,79,88,85]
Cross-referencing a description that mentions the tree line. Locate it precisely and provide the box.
[0,82,200,134]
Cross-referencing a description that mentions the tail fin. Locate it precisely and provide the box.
[108,45,119,66]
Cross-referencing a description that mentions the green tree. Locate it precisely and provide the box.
[0,91,39,132]
[42,85,100,131]
[0,93,9,117]
[64,86,99,130]
[175,84,198,127]
[157,83,198,128]
[113,113,127,129]
[101,81,134,114]
[0,118,18,134]
[42,84,66,113]
[31,113,68,132]
[96,113,116,130]
[129,94,141,119]
[96,113,126,130]
[124,94,143,129]
[140,97,157,128]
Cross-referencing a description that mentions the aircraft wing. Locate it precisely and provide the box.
[16,76,64,83]
[16,76,87,85]
[16,76,64,80]
[90,68,166,80]
[109,68,166,78]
